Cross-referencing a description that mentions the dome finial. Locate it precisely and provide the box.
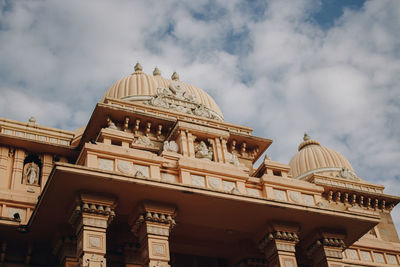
[303,133,310,141]
[29,116,36,123]
[153,67,161,76]
[134,62,143,72]
[171,72,179,81]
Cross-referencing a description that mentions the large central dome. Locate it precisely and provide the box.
[101,63,224,120]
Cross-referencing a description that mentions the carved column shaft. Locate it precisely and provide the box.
[176,131,188,157]
[0,147,9,189]
[187,132,195,158]
[214,137,224,163]
[11,149,25,190]
[41,154,53,188]
[69,194,116,267]
[130,203,176,267]
[220,138,228,163]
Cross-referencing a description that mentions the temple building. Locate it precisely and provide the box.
[1,62,400,267]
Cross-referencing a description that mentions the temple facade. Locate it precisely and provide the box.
[0,63,399,267]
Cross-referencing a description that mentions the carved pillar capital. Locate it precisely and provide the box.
[306,231,346,267]
[129,202,176,267]
[69,193,117,267]
[259,223,300,267]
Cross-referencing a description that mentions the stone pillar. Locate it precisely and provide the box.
[259,224,299,267]
[176,130,188,157]
[41,154,53,189]
[11,149,25,190]
[220,138,228,163]
[130,202,176,267]
[186,132,196,158]
[69,193,117,267]
[0,147,9,189]
[307,232,345,267]
[213,137,224,163]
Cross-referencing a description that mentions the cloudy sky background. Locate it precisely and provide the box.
[1,0,400,230]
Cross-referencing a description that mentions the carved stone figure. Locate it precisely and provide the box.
[149,94,169,109]
[193,104,210,117]
[134,136,154,147]
[168,80,186,99]
[163,141,179,153]
[226,152,240,166]
[195,141,213,160]
[146,82,225,121]
[25,162,39,185]
[106,116,118,130]
[336,167,360,181]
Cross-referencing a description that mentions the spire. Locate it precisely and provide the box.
[153,67,161,76]
[134,62,143,72]
[171,72,179,81]
[298,133,320,151]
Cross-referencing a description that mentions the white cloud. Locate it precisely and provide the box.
[1,0,400,231]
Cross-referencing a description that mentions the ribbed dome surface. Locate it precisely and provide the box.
[289,135,354,178]
[101,67,224,119]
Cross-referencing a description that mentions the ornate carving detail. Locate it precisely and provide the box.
[226,152,239,166]
[191,175,205,187]
[134,164,149,178]
[259,231,300,250]
[163,140,179,153]
[81,253,106,267]
[207,177,222,190]
[134,135,154,147]
[289,192,301,203]
[336,167,360,181]
[307,237,345,257]
[106,116,118,130]
[169,80,195,101]
[117,160,133,174]
[145,84,223,121]
[195,141,213,160]
[98,158,114,171]
[69,201,115,226]
[131,212,176,236]
[147,225,170,236]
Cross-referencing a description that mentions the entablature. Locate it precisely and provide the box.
[307,174,400,213]
[0,118,74,147]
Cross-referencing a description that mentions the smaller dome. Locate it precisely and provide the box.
[289,134,359,180]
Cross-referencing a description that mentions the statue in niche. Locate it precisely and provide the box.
[195,141,213,160]
[106,116,118,130]
[24,162,39,185]
[163,140,179,153]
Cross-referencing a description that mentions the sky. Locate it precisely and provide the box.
[1,0,400,231]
